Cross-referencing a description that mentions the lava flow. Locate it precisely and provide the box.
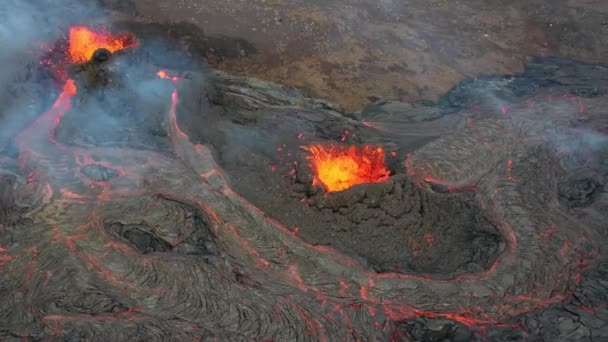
[4,19,605,341]
[31,26,137,142]
[303,144,391,192]
[68,26,137,63]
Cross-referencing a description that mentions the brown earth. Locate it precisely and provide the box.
[125,0,608,111]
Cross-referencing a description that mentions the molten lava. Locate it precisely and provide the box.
[157,70,180,83]
[303,144,391,192]
[68,26,137,63]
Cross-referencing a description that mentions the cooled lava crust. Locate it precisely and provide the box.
[1,26,608,342]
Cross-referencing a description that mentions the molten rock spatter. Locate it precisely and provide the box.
[68,26,137,63]
[302,144,391,192]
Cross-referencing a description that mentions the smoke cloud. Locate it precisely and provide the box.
[0,0,206,155]
[0,0,110,151]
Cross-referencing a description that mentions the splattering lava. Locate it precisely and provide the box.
[68,26,137,63]
[302,144,390,192]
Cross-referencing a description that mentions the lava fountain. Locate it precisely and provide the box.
[21,26,139,146]
[68,26,137,63]
[302,144,391,192]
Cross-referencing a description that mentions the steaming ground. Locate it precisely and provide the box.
[0,2,608,341]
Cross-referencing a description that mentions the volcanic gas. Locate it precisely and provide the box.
[303,144,391,192]
[68,26,137,63]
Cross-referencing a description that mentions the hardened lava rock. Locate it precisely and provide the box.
[393,317,476,342]
[101,195,219,256]
[559,173,602,207]
[80,164,120,181]
[301,174,504,277]
[1,29,608,342]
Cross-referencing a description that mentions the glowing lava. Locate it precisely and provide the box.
[303,144,391,192]
[68,26,137,63]
[157,70,180,83]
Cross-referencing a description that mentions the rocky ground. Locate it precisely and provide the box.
[0,0,607,341]
[121,0,608,111]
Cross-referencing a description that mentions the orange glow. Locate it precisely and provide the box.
[156,69,180,83]
[68,26,137,63]
[63,79,78,96]
[302,144,390,192]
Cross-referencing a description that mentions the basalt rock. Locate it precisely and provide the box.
[0,23,608,342]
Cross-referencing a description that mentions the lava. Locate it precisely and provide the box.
[157,69,180,83]
[302,144,391,192]
[4,22,604,341]
[68,26,137,63]
[15,78,77,148]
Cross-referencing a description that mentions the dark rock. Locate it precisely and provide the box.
[559,174,601,207]
[92,48,112,63]
[394,318,476,342]
[105,222,172,254]
[80,164,120,181]
[360,100,445,123]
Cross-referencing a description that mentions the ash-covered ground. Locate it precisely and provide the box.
[0,1,608,341]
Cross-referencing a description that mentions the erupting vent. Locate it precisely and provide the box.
[303,144,391,192]
[68,26,137,63]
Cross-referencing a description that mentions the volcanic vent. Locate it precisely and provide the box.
[0,16,608,342]
[187,88,505,278]
[302,143,391,192]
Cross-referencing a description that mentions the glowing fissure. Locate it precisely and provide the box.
[302,144,391,192]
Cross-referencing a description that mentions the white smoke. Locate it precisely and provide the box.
[0,0,113,151]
